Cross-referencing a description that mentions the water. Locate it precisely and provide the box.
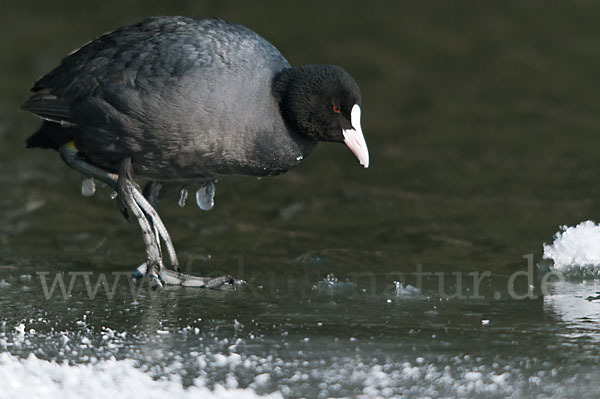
[3,1,600,398]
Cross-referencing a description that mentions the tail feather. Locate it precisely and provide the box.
[21,89,73,123]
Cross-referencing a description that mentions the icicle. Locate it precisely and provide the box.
[178,188,188,207]
[81,176,95,197]
[195,183,215,211]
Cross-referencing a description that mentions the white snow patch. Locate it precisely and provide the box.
[464,371,483,381]
[254,373,271,386]
[543,220,600,274]
[213,353,242,369]
[0,353,282,399]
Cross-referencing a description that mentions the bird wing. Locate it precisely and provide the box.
[21,17,241,127]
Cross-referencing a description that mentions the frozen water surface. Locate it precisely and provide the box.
[1,266,600,399]
[2,221,600,398]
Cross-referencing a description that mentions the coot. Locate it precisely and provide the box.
[22,17,369,288]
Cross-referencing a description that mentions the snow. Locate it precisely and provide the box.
[543,220,600,275]
[0,353,282,399]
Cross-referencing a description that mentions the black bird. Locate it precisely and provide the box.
[22,17,369,288]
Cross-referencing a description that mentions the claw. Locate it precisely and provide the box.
[205,275,233,289]
[148,273,163,290]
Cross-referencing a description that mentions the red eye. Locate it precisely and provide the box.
[333,105,341,113]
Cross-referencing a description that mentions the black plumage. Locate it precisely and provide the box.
[23,17,366,183]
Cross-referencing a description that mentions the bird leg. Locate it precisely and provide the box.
[116,157,165,288]
[59,145,177,264]
[58,142,243,290]
[132,263,244,289]
[59,142,176,286]
[130,185,180,273]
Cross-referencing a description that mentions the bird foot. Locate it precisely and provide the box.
[131,263,244,290]
[130,262,165,289]
[147,273,163,290]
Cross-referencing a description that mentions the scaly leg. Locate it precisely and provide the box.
[131,263,244,289]
[116,157,166,288]
[58,142,243,289]
[60,143,170,288]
